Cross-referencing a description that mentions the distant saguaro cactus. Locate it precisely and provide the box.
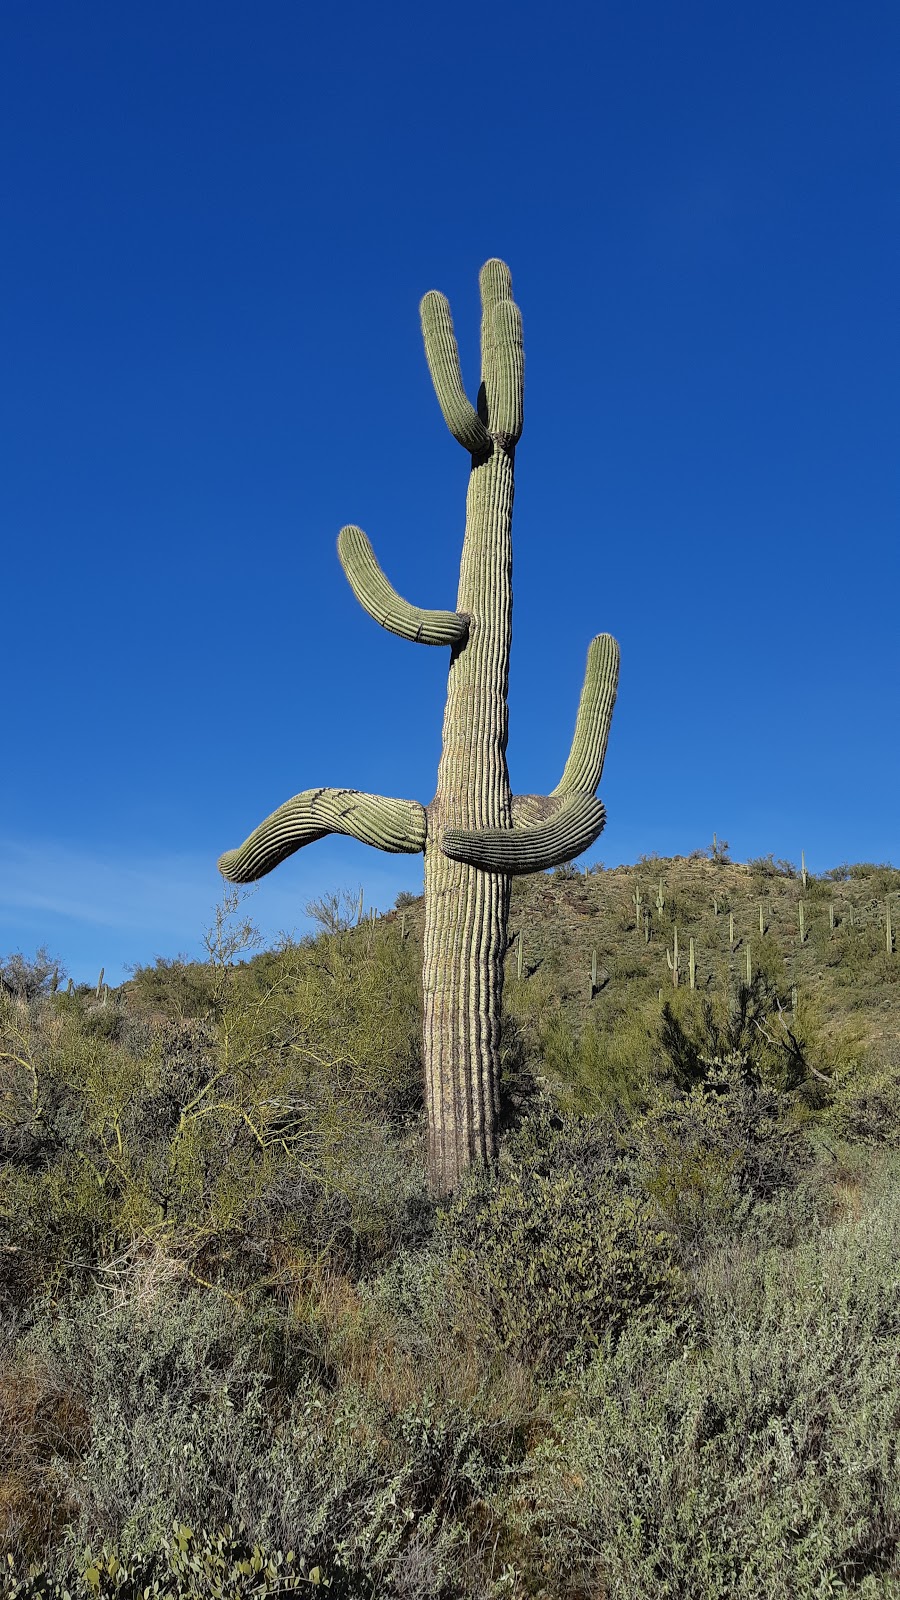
[218,261,619,1195]
[666,925,681,988]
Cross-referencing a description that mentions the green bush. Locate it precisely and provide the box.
[6,1520,367,1597]
[828,1045,900,1151]
[635,1067,808,1258]
[437,1109,688,1369]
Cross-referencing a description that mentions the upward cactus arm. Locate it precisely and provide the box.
[478,259,524,446]
[420,291,491,456]
[337,526,468,646]
[552,635,620,796]
[440,634,619,875]
[219,788,427,883]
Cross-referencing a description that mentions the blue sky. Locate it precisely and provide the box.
[2,2,897,983]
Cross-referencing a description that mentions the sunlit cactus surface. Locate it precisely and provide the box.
[219,259,619,1194]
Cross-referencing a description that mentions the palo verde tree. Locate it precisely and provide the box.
[219,261,619,1194]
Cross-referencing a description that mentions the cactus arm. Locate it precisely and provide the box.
[478,260,524,446]
[337,526,469,647]
[219,789,427,883]
[441,634,618,874]
[552,635,620,796]
[420,291,491,456]
[441,793,606,875]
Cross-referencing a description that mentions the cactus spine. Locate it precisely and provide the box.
[729,911,735,946]
[95,967,104,999]
[688,936,696,990]
[745,944,752,985]
[218,261,619,1194]
[758,902,765,936]
[666,925,680,987]
[798,901,806,944]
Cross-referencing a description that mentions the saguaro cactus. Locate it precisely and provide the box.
[218,261,619,1195]
[666,925,681,988]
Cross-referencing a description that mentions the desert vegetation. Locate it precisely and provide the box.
[2,853,899,1597]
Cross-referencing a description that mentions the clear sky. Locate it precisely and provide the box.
[2,2,897,983]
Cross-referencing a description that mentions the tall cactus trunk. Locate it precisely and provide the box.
[423,450,514,1191]
[217,260,619,1196]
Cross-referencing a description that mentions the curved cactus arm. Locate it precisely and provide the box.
[220,788,427,883]
[552,634,620,796]
[478,259,524,446]
[420,290,491,456]
[442,793,606,876]
[337,526,469,647]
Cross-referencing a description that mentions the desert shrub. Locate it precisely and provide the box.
[848,863,900,894]
[747,854,799,881]
[437,1108,688,1370]
[508,1155,900,1598]
[746,854,781,879]
[1,903,429,1311]
[634,1059,810,1260]
[7,1524,362,1598]
[243,1115,435,1282]
[0,1344,90,1574]
[0,948,63,1003]
[13,1276,523,1599]
[828,1045,900,1151]
[654,977,831,1101]
[550,862,582,881]
[123,955,216,1020]
[537,1002,660,1119]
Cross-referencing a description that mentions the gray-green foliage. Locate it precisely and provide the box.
[13,1280,511,1599]
[507,1156,900,1599]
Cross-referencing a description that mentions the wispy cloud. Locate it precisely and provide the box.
[0,837,423,984]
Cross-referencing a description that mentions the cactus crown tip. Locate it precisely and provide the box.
[479,258,513,300]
